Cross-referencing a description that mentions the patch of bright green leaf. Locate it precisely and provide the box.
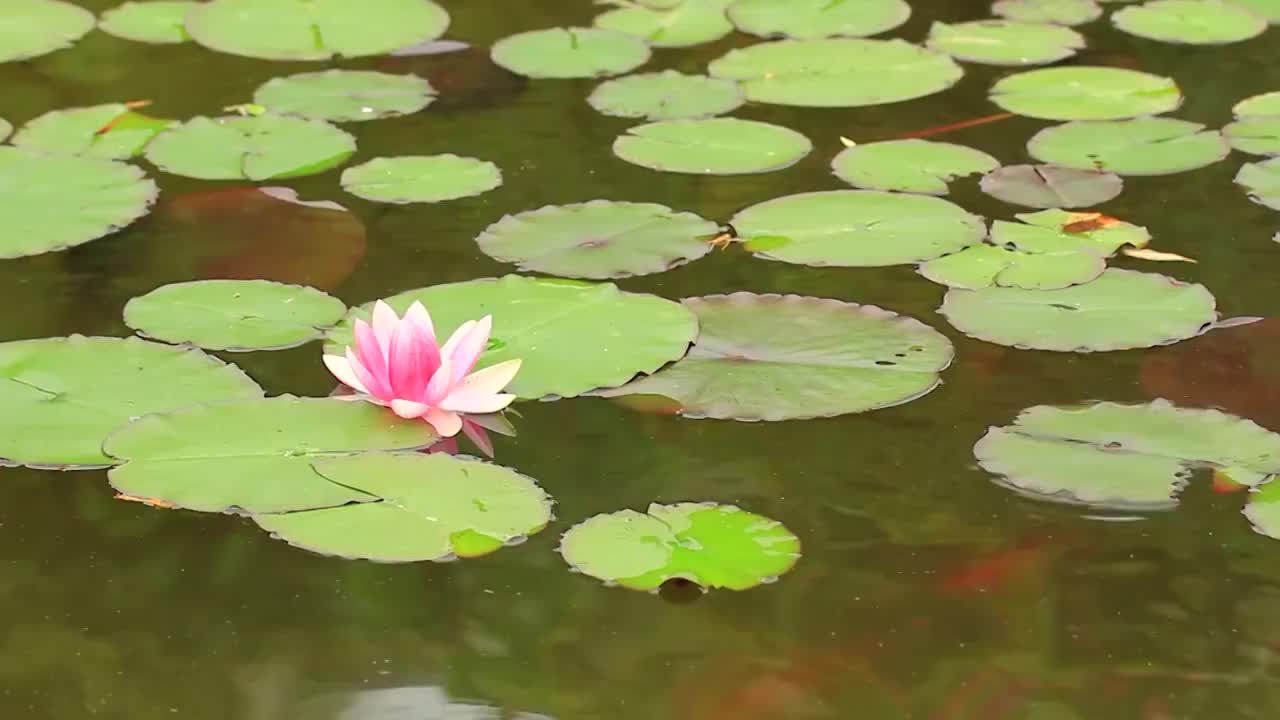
[594,0,734,48]
[12,104,175,160]
[340,155,502,204]
[254,70,436,123]
[1112,0,1266,44]
[98,1,196,44]
[588,71,744,120]
[832,139,1000,194]
[726,0,911,39]
[1027,117,1229,175]
[612,118,812,175]
[1229,0,1280,22]
[0,0,94,63]
[989,66,1183,120]
[926,20,1085,65]
[145,115,356,181]
[490,27,650,79]
[980,164,1123,208]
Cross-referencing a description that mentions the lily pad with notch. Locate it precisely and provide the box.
[340,155,502,204]
[1235,157,1280,210]
[594,0,734,48]
[0,0,95,63]
[588,71,744,121]
[1112,0,1267,45]
[1027,117,1229,175]
[490,27,650,79]
[1224,91,1280,156]
[145,115,356,181]
[725,0,911,39]
[980,164,1123,208]
[254,70,436,123]
[99,1,197,44]
[831,139,1000,194]
[613,117,812,175]
[989,66,1183,120]
[926,20,1085,66]
[12,104,175,160]
[991,0,1103,25]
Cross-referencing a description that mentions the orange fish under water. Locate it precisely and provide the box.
[940,536,1056,594]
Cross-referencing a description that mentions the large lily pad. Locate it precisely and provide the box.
[588,71,744,120]
[1231,0,1280,22]
[256,453,552,562]
[594,0,734,48]
[1224,91,1280,156]
[560,502,801,591]
[731,190,986,267]
[1112,0,1266,44]
[0,336,262,469]
[980,164,1123,208]
[1027,118,1229,175]
[940,268,1217,351]
[0,147,158,259]
[726,0,911,39]
[991,0,1103,25]
[106,397,436,513]
[475,200,719,279]
[1235,157,1280,210]
[707,38,963,107]
[926,20,1085,65]
[0,0,94,63]
[145,115,356,181]
[187,0,450,61]
[124,280,347,351]
[612,118,812,175]
[831,139,1000,194]
[989,66,1183,120]
[490,27,650,79]
[340,155,502,204]
[12,104,174,160]
[326,276,698,400]
[597,293,953,421]
[254,70,436,123]
[98,1,196,44]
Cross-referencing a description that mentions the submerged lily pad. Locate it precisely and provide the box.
[598,293,953,420]
[926,20,1085,65]
[326,276,698,400]
[1224,91,1280,156]
[12,104,174,159]
[991,0,1103,25]
[187,0,450,61]
[340,155,502,204]
[732,190,986,267]
[588,71,744,120]
[475,201,719,279]
[594,0,734,48]
[0,147,158,259]
[726,0,911,39]
[832,139,1000,194]
[0,336,262,468]
[124,280,347,351]
[99,1,196,44]
[708,38,963,107]
[980,164,1123,208]
[613,118,812,175]
[940,268,1217,351]
[989,66,1183,120]
[254,70,436,123]
[1235,157,1280,210]
[1112,0,1266,44]
[0,0,94,62]
[491,27,650,79]
[145,115,356,181]
[560,502,801,591]
[1028,118,1229,175]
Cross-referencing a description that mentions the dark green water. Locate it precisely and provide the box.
[4,1,1280,718]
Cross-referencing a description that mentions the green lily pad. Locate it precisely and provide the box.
[106,397,436,513]
[326,276,698,400]
[1112,0,1266,44]
[0,336,262,469]
[490,27,650,79]
[1224,91,1280,156]
[940,268,1217,351]
[831,139,1000,194]
[187,0,450,61]
[732,190,986,267]
[594,0,734,48]
[989,66,1183,120]
[12,104,175,160]
[1027,118,1229,175]
[255,453,552,562]
[612,118,812,175]
[926,20,1085,65]
[124,280,347,351]
[726,0,911,39]
[475,200,719,279]
[708,38,963,107]
[588,71,744,120]
[0,147,158,259]
[991,0,1104,25]
[597,293,953,420]
[145,115,356,181]
[559,502,801,591]
[340,155,501,204]
[1244,482,1280,540]
[977,400,1280,510]
[98,1,197,44]
[980,164,1123,208]
[254,70,436,123]
[998,208,1151,254]
[1235,157,1280,210]
[1230,0,1280,22]
[0,0,94,62]
[921,243,1105,290]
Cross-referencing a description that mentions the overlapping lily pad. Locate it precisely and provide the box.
[1224,91,1280,156]
[490,27,650,79]
[980,164,1123,208]
[475,201,719,279]
[707,38,963,107]
[588,71,744,120]
[0,0,95,62]
[560,502,801,591]
[612,118,812,175]
[145,115,356,181]
[0,336,263,468]
[340,155,502,204]
[187,0,450,60]
[732,190,986,267]
[597,293,953,420]
[726,0,911,39]
[99,1,197,44]
[12,104,174,159]
[1028,118,1229,175]
[326,276,698,399]
[1235,157,1280,210]
[254,70,436,123]
[1112,0,1266,44]
[832,140,1000,194]
[926,20,1085,65]
[989,66,1183,120]
[991,0,1103,25]
[940,268,1217,351]
[124,280,347,351]
[594,0,734,48]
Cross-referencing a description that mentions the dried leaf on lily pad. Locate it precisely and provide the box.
[105,397,436,514]
[977,400,1280,510]
[145,115,356,181]
[0,336,262,469]
[989,66,1182,121]
[726,0,911,39]
[831,139,999,195]
[1027,118,1230,176]
[12,104,175,159]
[254,70,436,123]
[560,503,800,591]
[1235,157,1280,210]
[597,293,953,421]
[1112,0,1266,45]
[490,27,650,79]
[99,1,197,44]
[0,0,94,63]
[980,164,1123,208]
[594,0,734,48]
[1224,91,1280,156]
[612,118,812,175]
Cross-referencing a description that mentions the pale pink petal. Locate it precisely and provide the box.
[323,354,368,394]
[461,420,495,458]
[390,399,431,419]
[346,347,393,400]
[439,391,516,414]
[387,318,433,401]
[438,319,476,366]
[353,319,386,377]
[447,315,492,383]
[423,407,463,437]
[402,301,441,383]
[458,360,522,396]
[371,300,399,357]
[403,301,437,345]
[424,354,456,405]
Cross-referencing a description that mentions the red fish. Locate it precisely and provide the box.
[940,537,1055,594]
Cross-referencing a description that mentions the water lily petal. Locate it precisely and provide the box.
[353,319,386,377]
[461,419,495,458]
[424,354,456,405]
[465,412,517,437]
[323,354,368,394]
[403,300,442,382]
[404,301,437,345]
[440,391,516,414]
[459,359,522,396]
[438,319,477,366]
[371,300,399,356]
[346,347,392,400]
[447,315,492,384]
[387,315,434,401]
[424,407,463,437]
[390,398,431,419]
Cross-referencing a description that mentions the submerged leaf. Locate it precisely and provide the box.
[980,164,1123,208]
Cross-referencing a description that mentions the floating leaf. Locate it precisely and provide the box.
[0,336,262,468]
[124,280,347,351]
[560,502,801,591]
[921,244,1105,290]
[98,1,196,44]
[0,0,94,62]
[255,453,552,561]
[475,200,719,279]
[940,268,1217,351]
[594,0,734,48]
[253,70,436,123]
[732,190,986,267]
[1224,91,1280,156]
[926,20,1085,65]
[187,0,450,61]
[989,66,1182,120]
[490,27,650,79]
[1009,208,1150,253]
[1235,157,1280,210]
[991,0,1104,25]
[1230,0,1280,22]
[1245,483,1280,540]
[12,104,174,159]
[1112,0,1266,44]
[725,0,911,39]
[340,155,501,204]
[1027,118,1229,175]
[597,293,953,420]
[831,139,1000,194]
[326,276,698,400]
[588,71,744,120]
[0,118,9,142]
[980,164,1123,208]
[145,115,356,180]
[708,38,963,107]
[106,397,435,513]
[612,118,812,175]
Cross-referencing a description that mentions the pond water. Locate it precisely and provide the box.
[3,0,1280,718]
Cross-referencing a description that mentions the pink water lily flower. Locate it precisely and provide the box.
[323,300,521,438]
